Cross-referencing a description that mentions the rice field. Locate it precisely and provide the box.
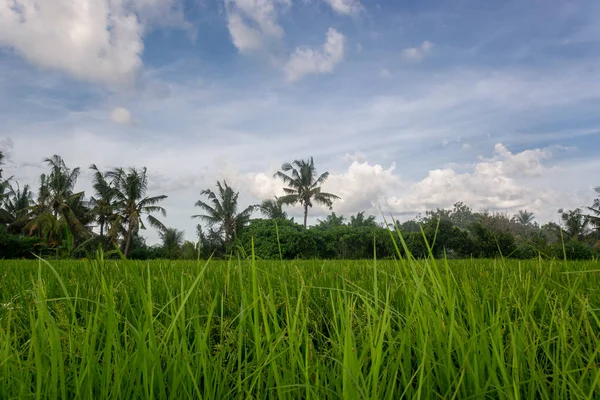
[1,251,599,399]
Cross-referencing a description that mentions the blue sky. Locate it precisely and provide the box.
[1,0,599,244]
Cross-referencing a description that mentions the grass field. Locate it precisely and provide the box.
[1,252,600,399]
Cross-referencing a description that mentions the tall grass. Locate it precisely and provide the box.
[0,252,599,398]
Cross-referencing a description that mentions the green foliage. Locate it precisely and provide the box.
[550,239,596,260]
[0,228,42,258]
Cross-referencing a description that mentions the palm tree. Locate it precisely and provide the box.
[89,164,120,242]
[558,208,589,241]
[586,187,600,231]
[26,155,89,244]
[159,227,185,259]
[192,180,255,245]
[317,212,345,229]
[108,167,167,258]
[0,150,11,204]
[514,210,535,225]
[349,211,378,228]
[2,182,33,234]
[259,196,288,220]
[274,157,340,228]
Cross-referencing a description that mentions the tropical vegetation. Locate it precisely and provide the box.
[0,150,599,260]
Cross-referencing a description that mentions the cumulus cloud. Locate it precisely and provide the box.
[284,28,346,82]
[232,144,561,223]
[110,107,134,125]
[0,0,188,87]
[386,143,556,215]
[322,0,362,15]
[224,0,291,53]
[402,40,434,61]
[321,161,402,215]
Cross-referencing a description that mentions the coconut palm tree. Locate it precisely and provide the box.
[159,227,185,259]
[2,182,33,234]
[259,196,288,220]
[349,211,378,228]
[558,208,589,241]
[89,164,120,242]
[274,157,340,228]
[26,155,89,245]
[192,180,255,245]
[108,167,167,258]
[514,210,535,225]
[586,187,600,230]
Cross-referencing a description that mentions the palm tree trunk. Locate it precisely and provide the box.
[303,203,308,228]
[124,225,133,258]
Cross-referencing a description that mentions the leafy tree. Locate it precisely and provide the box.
[259,196,288,220]
[450,202,478,230]
[108,167,167,258]
[274,157,340,228]
[180,241,199,260]
[193,180,255,247]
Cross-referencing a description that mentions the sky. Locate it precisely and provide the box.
[1,0,599,245]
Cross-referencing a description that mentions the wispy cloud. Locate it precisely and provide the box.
[402,41,434,61]
[322,0,363,16]
[224,0,291,53]
[284,28,346,82]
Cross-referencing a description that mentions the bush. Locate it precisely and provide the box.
[0,228,42,258]
[550,240,595,260]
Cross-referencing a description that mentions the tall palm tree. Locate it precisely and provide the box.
[192,180,255,245]
[26,155,89,244]
[108,167,167,258]
[274,157,340,228]
[259,196,288,220]
[89,164,120,242]
[514,210,535,225]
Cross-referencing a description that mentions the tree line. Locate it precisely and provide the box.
[0,150,598,260]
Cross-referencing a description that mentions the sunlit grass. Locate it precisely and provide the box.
[1,250,599,398]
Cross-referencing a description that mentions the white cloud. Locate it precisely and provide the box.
[322,0,362,15]
[321,161,402,215]
[110,107,133,125]
[0,0,188,87]
[385,143,557,216]
[284,28,346,82]
[224,0,291,53]
[342,152,366,163]
[402,40,434,61]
